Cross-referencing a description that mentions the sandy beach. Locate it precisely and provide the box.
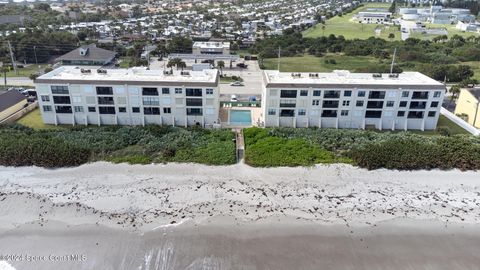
[0,162,480,269]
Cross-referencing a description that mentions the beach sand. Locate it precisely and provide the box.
[0,162,479,269]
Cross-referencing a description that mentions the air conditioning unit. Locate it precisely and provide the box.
[80,69,91,74]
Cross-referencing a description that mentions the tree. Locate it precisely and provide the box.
[388,33,395,41]
[389,1,397,14]
[449,85,461,102]
[217,60,225,75]
[0,67,8,86]
[177,60,186,71]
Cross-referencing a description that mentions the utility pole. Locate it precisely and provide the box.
[277,46,281,71]
[7,41,18,75]
[390,47,397,74]
[33,46,38,65]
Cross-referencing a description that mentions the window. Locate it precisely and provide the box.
[72,96,82,103]
[132,107,140,113]
[42,105,52,112]
[96,87,113,95]
[428,111,436,117]
[431,101,439,108]
[342,100,350,106]
[324,90,340,98]
[280,109,295,117]
[280,90,297,98]
[162,88,170,94]
[358,91,366,97]
[74,106,84,113]
[118,107,127,113]
[186,88,202,97]
[399,101,407,107]
[53,96,71,104]
[433,91,442,98]
[98,96,114,105]
[402,91,409,98]
[268,109,276,115]
[51,85,69,94]
[186,98,202,106]
[175,88,183,94]
[341,110,349,116]
[144,107,160,115]
[356,100,364,107]
[99,106,115,114]
[55,106,72,114]
[386,101,395,107]
[300,90,308,96]
[397,111,405,117]
[41,95,50,102]
[186,108,202,115]
[163,107,171,114]
[206,89,214,95]
[143,97,160,106]
[88,107,96,112]
[312,100,320,106]
[344,90,352,97]
[142,87,159,96]
[313,90,321,97]
[298,109,306,116]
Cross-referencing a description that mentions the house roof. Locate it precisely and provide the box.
[0,90,27,113]
[468,89,480,100]
[55,44,117,63]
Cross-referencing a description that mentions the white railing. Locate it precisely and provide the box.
[440,107,480,136]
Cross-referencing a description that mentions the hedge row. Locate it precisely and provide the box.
[0,125,236,167]
[244,127,480,170]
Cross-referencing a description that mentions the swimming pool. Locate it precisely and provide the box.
[230,110,252,126]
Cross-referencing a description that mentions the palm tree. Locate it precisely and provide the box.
[217,60,225,75]
[177,60,186,71]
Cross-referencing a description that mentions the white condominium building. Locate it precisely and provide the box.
[261,70,446,131]
[192,42,230,55]
[35,66,220,127]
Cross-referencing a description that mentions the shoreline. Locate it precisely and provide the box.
[0,162,479,231]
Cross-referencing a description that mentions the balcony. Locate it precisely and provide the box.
[280,109,295,117]
[321,110,337,118]
[368,91,386,99]
[409,102,427,109]
[322,101,339,108]
[412,91,429,99]
[324,91,340,99]
[280,90,297,98]
[367,101,384,109]
[365,110,382,118]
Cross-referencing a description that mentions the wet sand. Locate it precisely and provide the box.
[1,220,480,270]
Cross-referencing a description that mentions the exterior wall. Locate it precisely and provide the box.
[262,87,444,131]
[36,82,220,128]
[0,100,28,122]
[454,89,480,128]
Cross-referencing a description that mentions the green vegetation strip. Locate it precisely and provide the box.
[0,124,236,167]
[243,127,480,170]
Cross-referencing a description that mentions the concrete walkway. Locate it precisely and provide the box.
[234,129,245,163]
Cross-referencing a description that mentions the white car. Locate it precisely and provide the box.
[230,81,244,86]
[230,95,238,102]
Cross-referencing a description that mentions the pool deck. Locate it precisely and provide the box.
[219,106,263,128]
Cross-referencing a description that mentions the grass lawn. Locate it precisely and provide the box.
[435,115,470,135]
[118,57,131,68]
[303,3,402,40]
[4,64,49,77]
[262,54,384,72]
[16,108,64,130]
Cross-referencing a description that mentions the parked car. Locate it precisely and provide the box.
[237,63,248,68]
[230,95,238,102]
[230,81,244,86]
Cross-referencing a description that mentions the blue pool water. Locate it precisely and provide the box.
[230,110,252,126]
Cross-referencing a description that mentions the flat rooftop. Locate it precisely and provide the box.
[263,70,445,90]
[35,66,219,87]
[193,42,230,49]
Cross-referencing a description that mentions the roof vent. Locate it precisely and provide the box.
[80,68,91,74]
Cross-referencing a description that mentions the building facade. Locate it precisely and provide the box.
[192,42,230,55]
[261,70,445,131]
[454,88,480,128]
[35,66,220,127]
